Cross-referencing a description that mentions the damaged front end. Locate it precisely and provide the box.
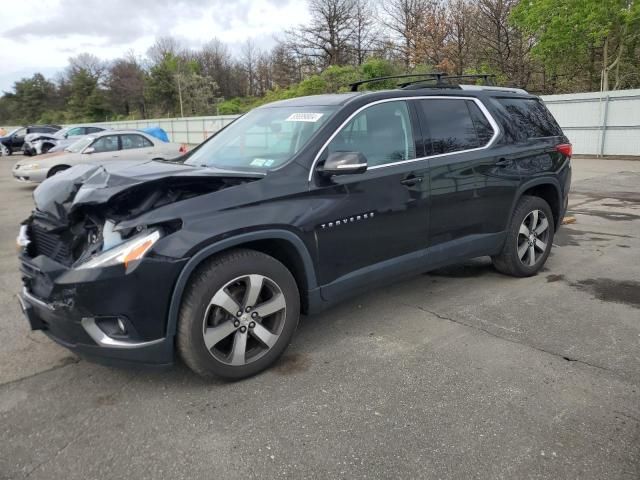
[17,161,263,366]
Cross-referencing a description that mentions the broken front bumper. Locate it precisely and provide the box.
[18,253,188,367]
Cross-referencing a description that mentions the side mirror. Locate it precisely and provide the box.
[83,147,95,154]
[320,151,368,176]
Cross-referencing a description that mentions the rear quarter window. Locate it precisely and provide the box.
[494,98,562,141]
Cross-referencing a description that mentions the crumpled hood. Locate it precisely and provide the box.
[33,160,264,224]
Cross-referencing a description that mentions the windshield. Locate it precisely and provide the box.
[53,127,70,139]
[66,136,94,153]
[8,127,24,137]
[185,106,337,171]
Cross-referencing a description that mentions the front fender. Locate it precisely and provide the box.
[165,229,318,337]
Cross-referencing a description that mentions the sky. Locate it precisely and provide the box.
[0,0,310,93]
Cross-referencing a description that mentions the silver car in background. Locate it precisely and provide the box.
[13,129,187,183]
[23,125,107,155]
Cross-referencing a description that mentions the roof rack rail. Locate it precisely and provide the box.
[458,84,528,95]
[348,72,444,92]
[398,73,496,89]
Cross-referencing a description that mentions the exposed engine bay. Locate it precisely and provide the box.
[23,161,263,268]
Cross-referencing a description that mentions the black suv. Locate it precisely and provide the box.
[17,76,571,379]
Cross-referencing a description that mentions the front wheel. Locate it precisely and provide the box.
[492,195,555,277]
[177,249,300,379]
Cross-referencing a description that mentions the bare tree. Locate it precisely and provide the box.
[352,0,376,65]
[447,0,475,75]
[147,36,181,65]
[197,38,235,97]
[241,39,258,96]
[473,0,535,87]
[67,53,105,80]
[411,0,451,69]
[285,0,357,68]
[107,53,146,117]
[270,43,302,88]
[380,0,427,68]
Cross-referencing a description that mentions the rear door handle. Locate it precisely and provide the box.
[401,175,423,186]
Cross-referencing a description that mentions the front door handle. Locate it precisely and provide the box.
[401,175,423,186]
[495,158,511,166]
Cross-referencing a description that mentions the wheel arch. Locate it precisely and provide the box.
[47,164,71,177]
[511,178,563,230]
[166,230,318,337]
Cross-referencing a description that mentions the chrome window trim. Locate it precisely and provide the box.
[308,96,501,181]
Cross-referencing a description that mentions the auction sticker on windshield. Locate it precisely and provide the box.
[285,113,324,122]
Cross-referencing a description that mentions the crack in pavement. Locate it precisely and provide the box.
[397,301,626,379]
[19,371,134,479]
[613,410,640,424]
[0,357,80,388]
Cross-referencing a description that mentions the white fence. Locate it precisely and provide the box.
[3,89,640,156]
[541,89,640,156]
[99,115,239,145]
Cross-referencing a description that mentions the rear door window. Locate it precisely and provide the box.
[120,134,153,150]
[418,99,487,155]
[495,98,562,140]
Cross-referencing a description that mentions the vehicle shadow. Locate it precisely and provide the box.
[97,258,500,389]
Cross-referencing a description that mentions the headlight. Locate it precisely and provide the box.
[19,163,40,170]
[75,229,161,270]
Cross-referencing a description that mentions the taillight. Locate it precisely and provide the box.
[179,144,188,154]
[555,143,572,157]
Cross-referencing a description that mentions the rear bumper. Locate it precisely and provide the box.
[18,254,188,367]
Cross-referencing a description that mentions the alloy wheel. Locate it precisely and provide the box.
[202,274,287,366]
[517,209,550,266]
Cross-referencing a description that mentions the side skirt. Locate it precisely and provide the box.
[310,232,506,312]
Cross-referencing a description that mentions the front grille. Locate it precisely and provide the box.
[28,223,72,265]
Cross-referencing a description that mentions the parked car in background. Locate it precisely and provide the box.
[12,129,186,183]
[23,125,107,156]
[0,125,61,155]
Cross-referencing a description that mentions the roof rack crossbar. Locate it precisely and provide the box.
[348,72,444,92]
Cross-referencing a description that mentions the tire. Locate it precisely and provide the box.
[177,249,300,379]
[492,195,555,277]
[47,165,69,178]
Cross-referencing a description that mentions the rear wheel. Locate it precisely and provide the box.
[177,249,300,379]
[492,195,555,277]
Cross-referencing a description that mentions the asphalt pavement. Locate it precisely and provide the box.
[0,156,638,479]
